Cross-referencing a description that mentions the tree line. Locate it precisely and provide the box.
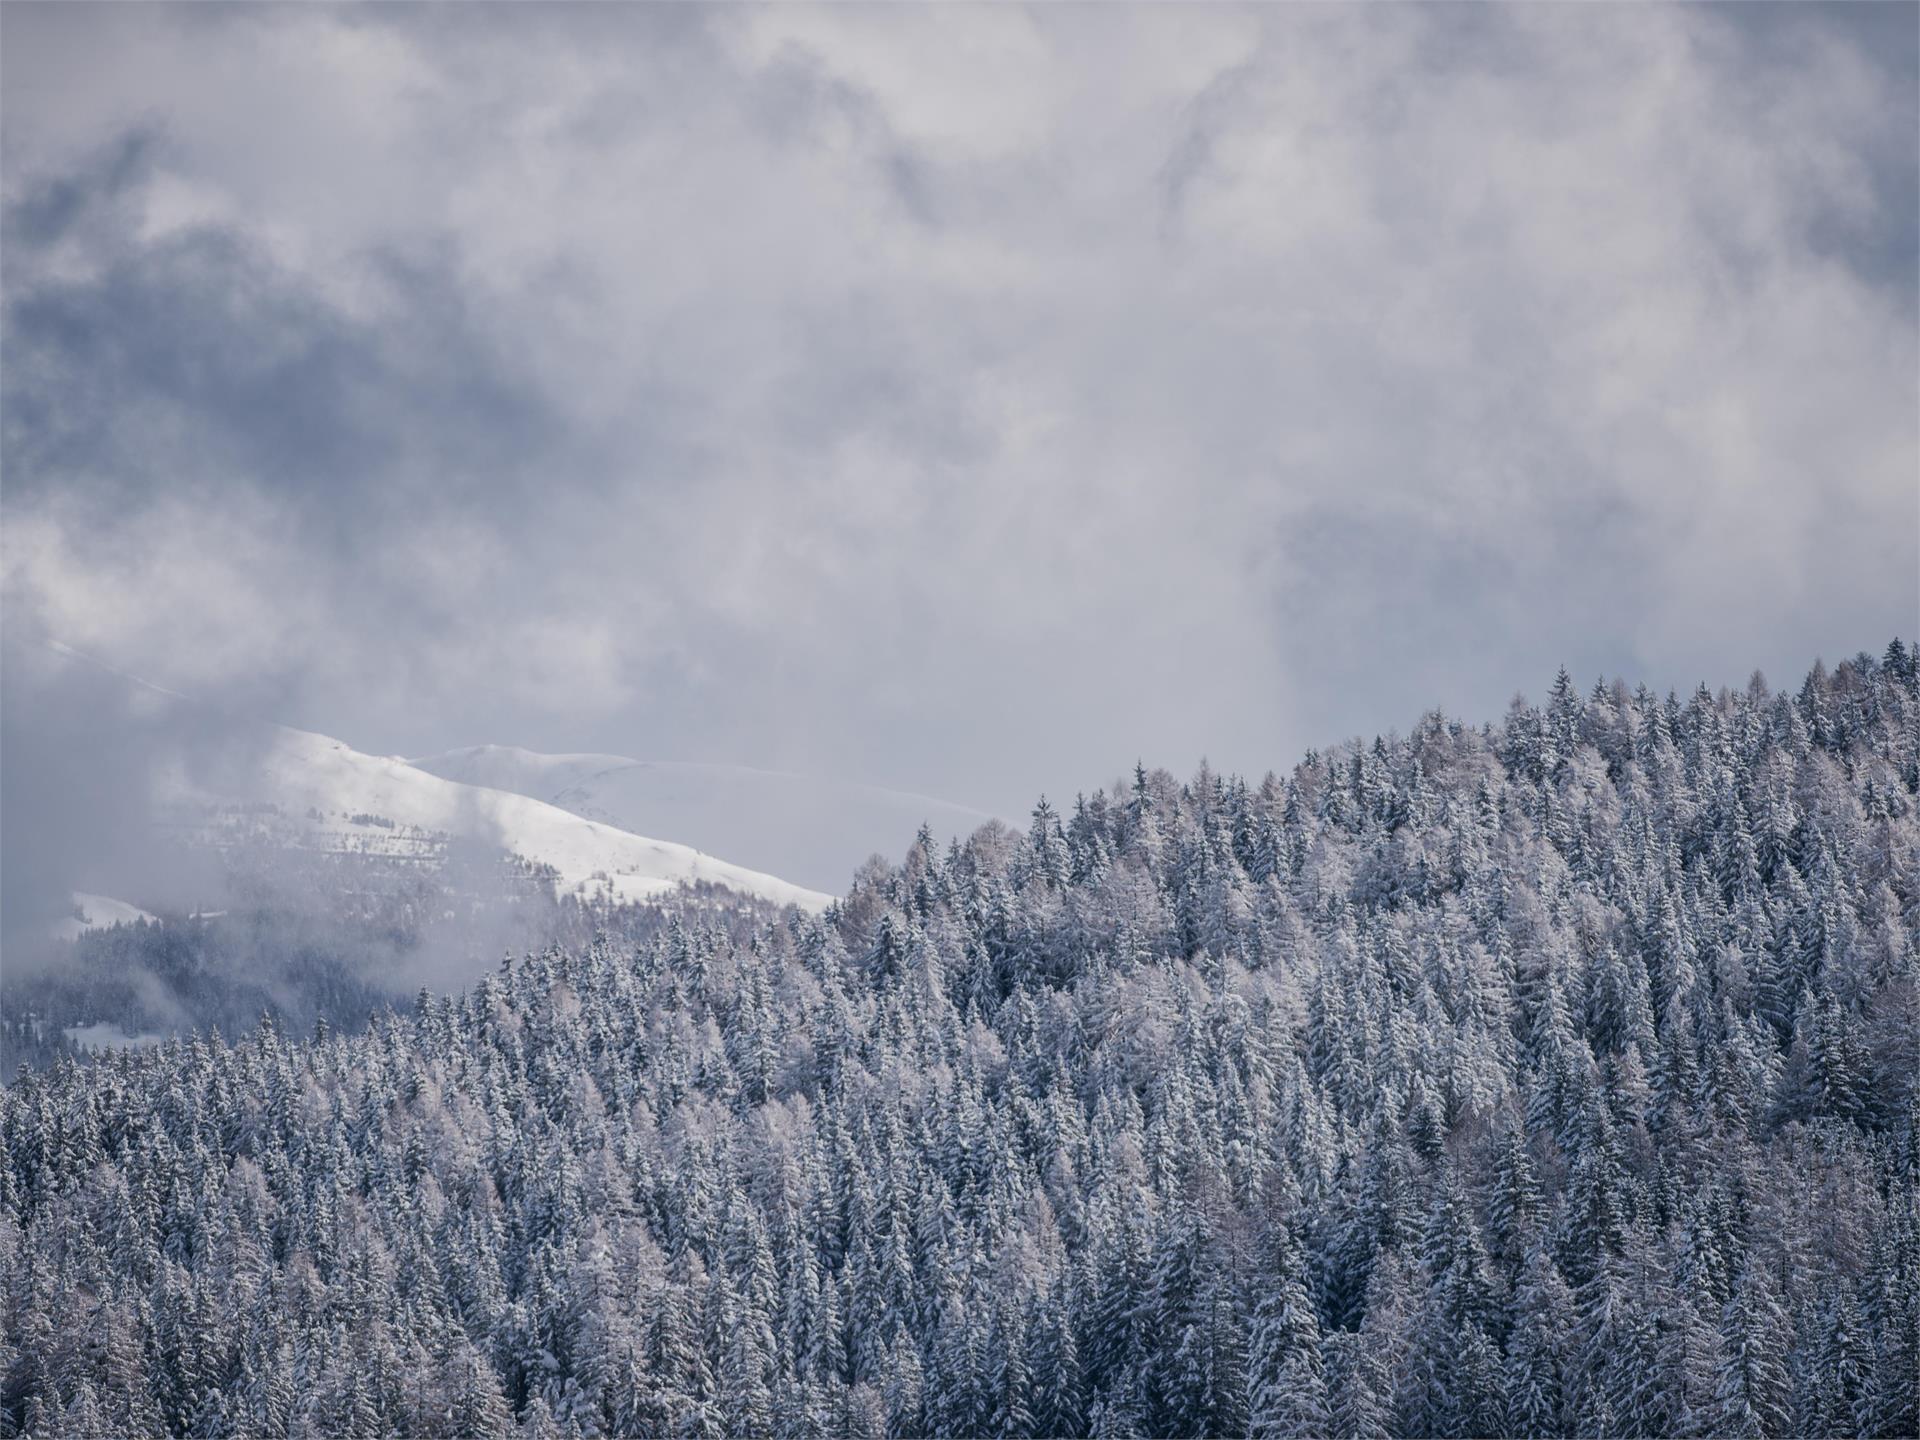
[2,643,1916,1438]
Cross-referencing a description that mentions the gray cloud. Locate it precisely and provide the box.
[0,624,238,955]
[2,2,1914,843]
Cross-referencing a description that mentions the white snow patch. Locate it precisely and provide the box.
[410,745,998,894]
[51,892,157,941]
[161,726,834,913]
[63,1022,165,1052]
[38,637,835,915]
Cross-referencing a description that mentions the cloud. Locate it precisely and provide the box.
[2,3,1913,828]
[0,626,238,953]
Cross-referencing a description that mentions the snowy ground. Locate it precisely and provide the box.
[62,1022,166,1052]
[159,726,835,913]
[411,745,998,894]
[50,892,157,942]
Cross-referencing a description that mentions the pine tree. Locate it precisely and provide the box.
[1506,1244,1573,1438]
[1810,1283,1877,1439]
[1247,1220,1328,1437]
[1029,1290,1084,1440]
[1299,1333,1375,1439]
[0,647,1913,1440]
[1716,1265,1793,1438]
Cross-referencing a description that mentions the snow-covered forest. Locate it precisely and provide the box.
[3,644,1916,1439]
[0,848,785,1077]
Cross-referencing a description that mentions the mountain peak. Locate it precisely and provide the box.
[408,747,999,894]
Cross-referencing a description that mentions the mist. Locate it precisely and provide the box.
[2,3,1912,825]
[0,625,235,961]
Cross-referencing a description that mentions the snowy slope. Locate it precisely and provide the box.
[50,892,157,942]
[409,746,998,894]
[28,640,835,920]
[63,1022,165,1052]
[158,727,834,913]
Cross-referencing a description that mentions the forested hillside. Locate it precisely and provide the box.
[3,645,1916,1439]
[0,847,787,1077]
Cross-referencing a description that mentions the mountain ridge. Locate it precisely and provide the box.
[409,744,1001,894]
[160,724,837,913]
[28,639,835,920]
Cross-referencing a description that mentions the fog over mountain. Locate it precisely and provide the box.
[6,643,1920,1439]
[4,3,1914,852]
[411,746,999,896]
[1,7,1916,1440]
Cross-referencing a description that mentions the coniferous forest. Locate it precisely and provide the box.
[3,645,1917,1440]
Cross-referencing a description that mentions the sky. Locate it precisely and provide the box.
[3,2,1916,826]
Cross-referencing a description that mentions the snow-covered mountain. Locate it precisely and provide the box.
[24,640,876,930]
[408,746,999,894]
[50,892,156,942]
[159,726,834,913]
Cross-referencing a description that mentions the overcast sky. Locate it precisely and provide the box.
[4,3,1915,819]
